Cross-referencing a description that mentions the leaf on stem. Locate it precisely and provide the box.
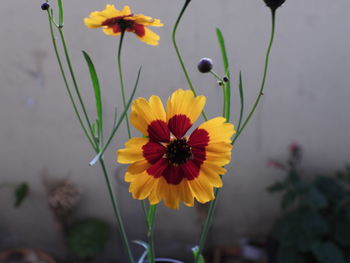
[57,0,64,27]
[216,28,231,121]
[89,67,142,166]
[82,50,103,138]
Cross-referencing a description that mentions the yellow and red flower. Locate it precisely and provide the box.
[117,90,235,209]
[84,5,163,46]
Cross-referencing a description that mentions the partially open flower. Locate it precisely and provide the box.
[84,5,163,46]
[263,0,286,11]
[117,89,235,209]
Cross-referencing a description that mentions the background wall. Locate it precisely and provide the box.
[1,0,350,261]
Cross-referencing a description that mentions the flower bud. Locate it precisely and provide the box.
[198,58,213,73]
[41,2,50,10]
[263,0,285,11]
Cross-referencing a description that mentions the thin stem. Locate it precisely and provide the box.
[232,10,276,145]
[209,71,223,82]
[236,71,245,132]
[57,28,95,140]
[172,0,208,121]
[147,205,157,263]
[47,12,133,262]
[209,71,226,116]
[194,10,277,263]
[117,31,132,138]
[99,158,135,263]
[47,12,96,149]
[194,189,219,263]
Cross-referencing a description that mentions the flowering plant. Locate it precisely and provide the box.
[40,0,286,262]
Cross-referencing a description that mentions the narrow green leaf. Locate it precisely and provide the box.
[90,67,142,166]
[216,28,231,122]
[57,0,64,27]
[216,28,229,75]
[82,51,103,138]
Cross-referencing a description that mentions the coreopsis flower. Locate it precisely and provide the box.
[117,89,235,209]
[84,5,163,46]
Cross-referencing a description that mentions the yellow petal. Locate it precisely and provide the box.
[120,5,131,16]
[129,172,157,200]
[130,15,163,27]
[130,96,167,136]
[166,89,206,125]
[199,117,235,144]
[200,163,225,187]
[102,27,121,36]
[136,27,160,46]
[117,137,148,164]
[127,159,151,174]
[187,177,215,204]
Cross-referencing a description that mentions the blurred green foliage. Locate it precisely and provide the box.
[67,218,109,259]
[14,183,29,208]
[268,145,350,263]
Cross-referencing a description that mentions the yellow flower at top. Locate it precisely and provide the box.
[117,89,236,209]
[84,5,163,46]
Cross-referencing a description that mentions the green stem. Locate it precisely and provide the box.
[232,10,276,145]
[194,10,277,263]
[147,205,157,263]
[117,30,132,138]
[57,27,95,141]
[209,71,223,82]
[194,189,219,263]
[99,158,135,263]
[172,0,208,121]
[47,12,96,149]
[116,33,148,229]
[236,72,244,132]
[47,11,134,263]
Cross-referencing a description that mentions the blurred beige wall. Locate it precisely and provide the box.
[1,0,350,261]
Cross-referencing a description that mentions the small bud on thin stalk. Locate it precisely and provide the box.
[41,2,50,10]
[198,58,213,73]
[263,0,286,11]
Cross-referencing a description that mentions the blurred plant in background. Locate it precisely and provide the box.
[43,173,109,262]
[267,144,350,263]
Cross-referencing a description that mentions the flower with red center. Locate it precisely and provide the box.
[84,5,163,46]
[117,89,235,209]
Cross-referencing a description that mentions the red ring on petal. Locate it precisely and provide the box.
[142,141,166,164]
[188,128,210,147]
[147,120,170,142]
[168,114,192,139]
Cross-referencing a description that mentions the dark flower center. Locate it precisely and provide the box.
[102,15,134,31]
[165,138,193,166]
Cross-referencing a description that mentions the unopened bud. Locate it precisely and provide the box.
[41,2,50,10]
[263,0,286,11]
[198,58,213,73]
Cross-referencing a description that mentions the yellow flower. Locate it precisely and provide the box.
[117,90,235,209]
[84,5,163,46]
